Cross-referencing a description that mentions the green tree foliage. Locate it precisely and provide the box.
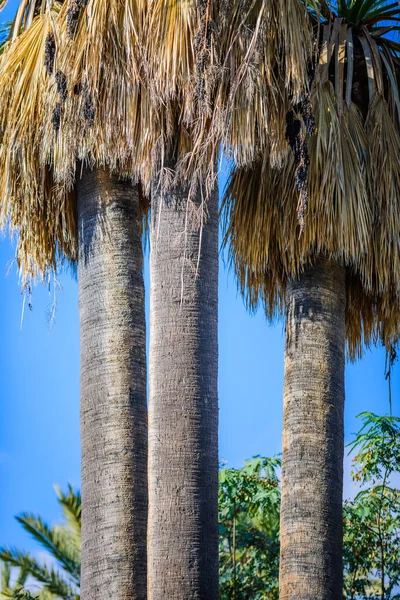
[0,486,80,600]
[218,457,281,600]
[218,414,400,599]
[343,413,400,599]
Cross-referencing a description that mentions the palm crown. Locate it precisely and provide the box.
[225,0,400,357]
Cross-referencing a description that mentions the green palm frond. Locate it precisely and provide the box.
[1,560,38,599]
[1,562,11,591]
[15,515,80,584]
[306,0,400,26]
[0,487,81,600]
[54,487,81,554]
[0,551,76,600]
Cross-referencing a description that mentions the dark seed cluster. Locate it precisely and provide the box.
[67,0,89,39]
[44,32,56,76]
[298,96,315,136]
[83,92,95,128]
[66,2,80,39]
[286,110,310,232]
[56,70,68,104]
[298,64,316,136]
[52,102,62,133]
[51,71,68,133]
[286,112,301,152]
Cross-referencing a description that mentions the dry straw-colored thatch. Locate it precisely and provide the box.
[178,0,312,196]
[0,2,77,279]
[0,0,313,281]
[224,0,400,356]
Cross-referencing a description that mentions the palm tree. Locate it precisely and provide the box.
[0,4,147,599]
[224,1,400,597]
[0,486,81,600]
[148,170,219,599]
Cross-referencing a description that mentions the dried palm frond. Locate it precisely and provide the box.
[144,0,198,104]
[224,85,371,296]
[146,0,314,200]
[0,0,153,284]
[224,0,400,355]
[1,0,46,39]
[0,2,76,281]
[365,94,400,296]
[225,145,400,356]
[41,0,152,190]
[0,0,314,283]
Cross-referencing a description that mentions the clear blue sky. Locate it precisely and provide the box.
[0,0,398,556]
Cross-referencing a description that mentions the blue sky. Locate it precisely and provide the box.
[0,0,399,557]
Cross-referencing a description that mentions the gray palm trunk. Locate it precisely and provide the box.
[279,259,346,600]
[148,180,219,599]
[77,168,147,600]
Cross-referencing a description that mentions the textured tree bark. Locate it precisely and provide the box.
[77,168,147,600]
[148,181,219,600]
[279,259,346,600]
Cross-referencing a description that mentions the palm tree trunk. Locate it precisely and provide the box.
[148,181,219,600]
[279,258,346,600]
[77,168,147,600]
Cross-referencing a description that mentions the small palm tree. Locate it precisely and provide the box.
[0,486,81,600]
[224,1,400,598]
